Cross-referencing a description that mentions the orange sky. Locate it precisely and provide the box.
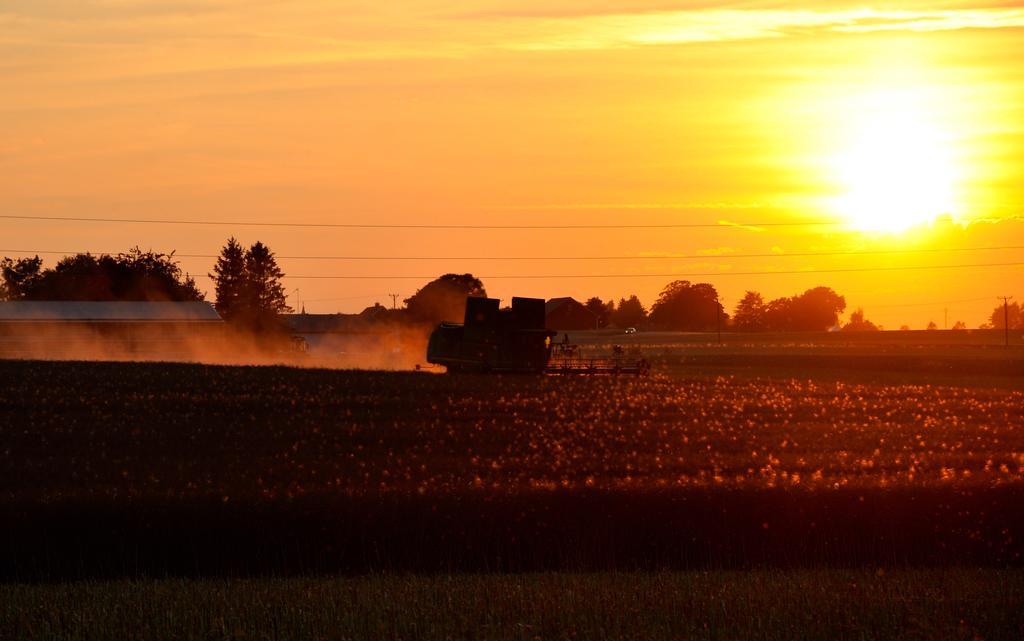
[3,1,1023,327]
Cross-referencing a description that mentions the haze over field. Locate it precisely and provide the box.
[3,1,1023,327]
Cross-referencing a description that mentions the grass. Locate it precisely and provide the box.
[3,569,1023,641]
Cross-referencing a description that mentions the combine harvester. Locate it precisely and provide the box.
[425,296,648,375]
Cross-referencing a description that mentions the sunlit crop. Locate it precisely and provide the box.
[4,362,1023,503]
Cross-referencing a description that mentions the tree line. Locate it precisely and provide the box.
[578,283,849,332]
[0,239,291,332]
[0,248,203,303]
[981,301,1024,330]
[2,241,1018,331]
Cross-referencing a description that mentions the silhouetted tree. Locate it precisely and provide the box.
[404,273,486,324]
[787,286,846,331]
[649,281,724,331]
[0,256,43,300]
[584,297,614,328]
[763,287,845,331]
[984,301,1023,330]
[842,308,879,332]
[926,321,938,330]
[0,250,202,302]
[210,237,247,321]
[238,241,291,330]
[732,291,766,332]
[761,297,791,331]
[611,295,647,328]
[114,247,203,301]
[951,320,967,331]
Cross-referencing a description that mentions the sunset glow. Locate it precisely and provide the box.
[2,2,1024,327]
[831,87,962,232]
[5,5,1024,630]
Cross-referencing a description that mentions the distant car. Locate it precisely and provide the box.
[624,327,637,334]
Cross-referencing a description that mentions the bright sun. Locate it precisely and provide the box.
[832,88,960,232]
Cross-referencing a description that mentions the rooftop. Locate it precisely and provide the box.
[545,297,592,315]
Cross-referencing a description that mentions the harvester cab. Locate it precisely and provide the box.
[426,296,650,375]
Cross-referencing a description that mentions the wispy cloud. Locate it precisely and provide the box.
[498,8,1024,51]
[493,202,774,210]
[717,220,766,232]
[695,246,738,256]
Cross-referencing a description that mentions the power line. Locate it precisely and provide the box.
[0,213,841,229]
[4,247,1021,279]
[4,245,1024,261]
[867,296,996,309]
[269,260,1024,279]
[302,293,386,303]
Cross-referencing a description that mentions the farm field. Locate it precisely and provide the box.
[2,353,1024,576]
[3,349,1024,638]
[571,329,1024,387]
[4,569,1024,641]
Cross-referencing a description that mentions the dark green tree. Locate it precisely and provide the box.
[649,280,724,331]
[584,297,614,328]
[209,237,247,321]
[240,241,291,330]
[762,287,846,331]
[785,286,846,331]
[404,273,486,324]
[0,256,43,300]
[985,301,1023,330]
[842,308,879,332]
[112,247,203,301]
[732,291,766,332]
[1,250,201,301]
[610,295,647,328]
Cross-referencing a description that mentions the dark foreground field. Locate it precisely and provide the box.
[2,357,1024,577]
[3,356,1024,639]
[4,570,1023,641]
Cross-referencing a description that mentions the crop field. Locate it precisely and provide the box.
[2,354,1024,575]
[2,351,1024,638]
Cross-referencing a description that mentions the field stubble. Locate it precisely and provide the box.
[3,569,1023,641]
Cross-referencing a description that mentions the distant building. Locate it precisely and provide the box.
[0,301,224,360]
[282,310,419,365]
[283,312,357,336]
[545,297,597,331]
[359,303,389,321]
[285,312,358,354]
[283,311,396,358]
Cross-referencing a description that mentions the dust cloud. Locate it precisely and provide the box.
[0,322,434,371]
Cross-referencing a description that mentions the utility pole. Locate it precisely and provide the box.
[292,288,300,314]
[998,296,1013,347]
[388,293,400,310]
[944,307,948,330]
[716,296,722,345]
